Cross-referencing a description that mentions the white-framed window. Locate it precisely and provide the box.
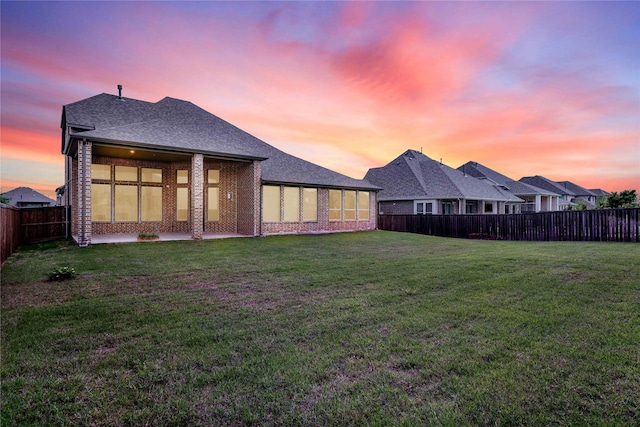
[415,201,434,215]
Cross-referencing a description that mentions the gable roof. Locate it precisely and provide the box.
[62,93,378,190]
[555,181,597,197]
[458,161,559,197]
[519,175,578,196]
[365,150,522,202]
[1,187,56,206]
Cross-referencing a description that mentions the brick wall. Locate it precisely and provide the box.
[236,160,260,235]
[261,188,377,235]
[68,148,376,240]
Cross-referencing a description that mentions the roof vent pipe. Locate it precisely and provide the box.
[117,84,123,99]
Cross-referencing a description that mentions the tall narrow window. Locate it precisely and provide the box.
[263,185,280,222]
[303,188,317,221]
[91,184,111,221]
[344,190,356,221]
[115,185,138,221]
[141,187,162,221]
[283,187,300,222]
[329,190,342,221]
[358,191,369,220]
[208,187,219,221]
[176,187,189,221]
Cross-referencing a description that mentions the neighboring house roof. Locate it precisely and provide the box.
[458,161,559,197]
[589,188,610,196]
[1,187,56,207]
[62,93,378,190]
[555,181,597,198]
[364,150,523,202]
[520,176,578,197]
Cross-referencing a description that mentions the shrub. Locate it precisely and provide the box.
[48,266,76,281]
[138,233,159,240]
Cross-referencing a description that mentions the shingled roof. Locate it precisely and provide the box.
[1,187,56,207]
[519,176,578,196]
[62,93,377,190]
[458,161,559,197]
[364,150,522,202]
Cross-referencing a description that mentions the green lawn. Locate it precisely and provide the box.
[1,231,639,426]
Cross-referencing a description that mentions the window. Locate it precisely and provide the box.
[115,185,138,221]
[176,187,189,221]
[141,186,162,221]
[208,187,219,221]
[358,192,369,220]
[141,168,162,183]
[303,188,317,221]
[92,164,111,180]
[344,191,356,221]
[208,170,220,184]
[115,165,137,181]
[177,170,189,184]
[262,185,280,222]
[91,184,111,221]
[484,202,494,213]
[329,190,342,221]
[283,187,300,222]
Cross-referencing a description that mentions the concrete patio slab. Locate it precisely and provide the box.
[87,233,249,245]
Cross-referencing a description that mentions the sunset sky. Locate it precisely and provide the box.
[1,1,639,199]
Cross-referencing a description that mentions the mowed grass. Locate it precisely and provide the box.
[1,231,638,426]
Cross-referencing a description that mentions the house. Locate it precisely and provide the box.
[457,161,560,213]
[60,88,378,246]
[364,150,523,215]
[519,176,595,209]
[1,187,56,207]
[555,181,599,208]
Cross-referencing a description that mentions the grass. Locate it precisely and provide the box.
[1,231,639,426]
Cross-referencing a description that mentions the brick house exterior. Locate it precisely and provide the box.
[61,90,378,246]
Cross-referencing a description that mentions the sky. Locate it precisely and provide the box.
[1,1,639,200]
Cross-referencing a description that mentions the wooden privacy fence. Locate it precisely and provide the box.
[378,208,640,242]
[1,205,69,263]
[1,205,21,264]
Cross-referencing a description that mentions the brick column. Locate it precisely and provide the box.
[252,160,261,236]
[76,140,92,247]
[191,154,204,239]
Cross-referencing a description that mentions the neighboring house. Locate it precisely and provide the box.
[61,89,378,246]
[589,189,610,197]
[555,181,599,208]
[519,176,578,210]
[1,187,56,207]
[364,150,523,215]
[458,161,560,213]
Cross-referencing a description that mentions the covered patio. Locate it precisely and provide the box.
[89,232,249,245]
